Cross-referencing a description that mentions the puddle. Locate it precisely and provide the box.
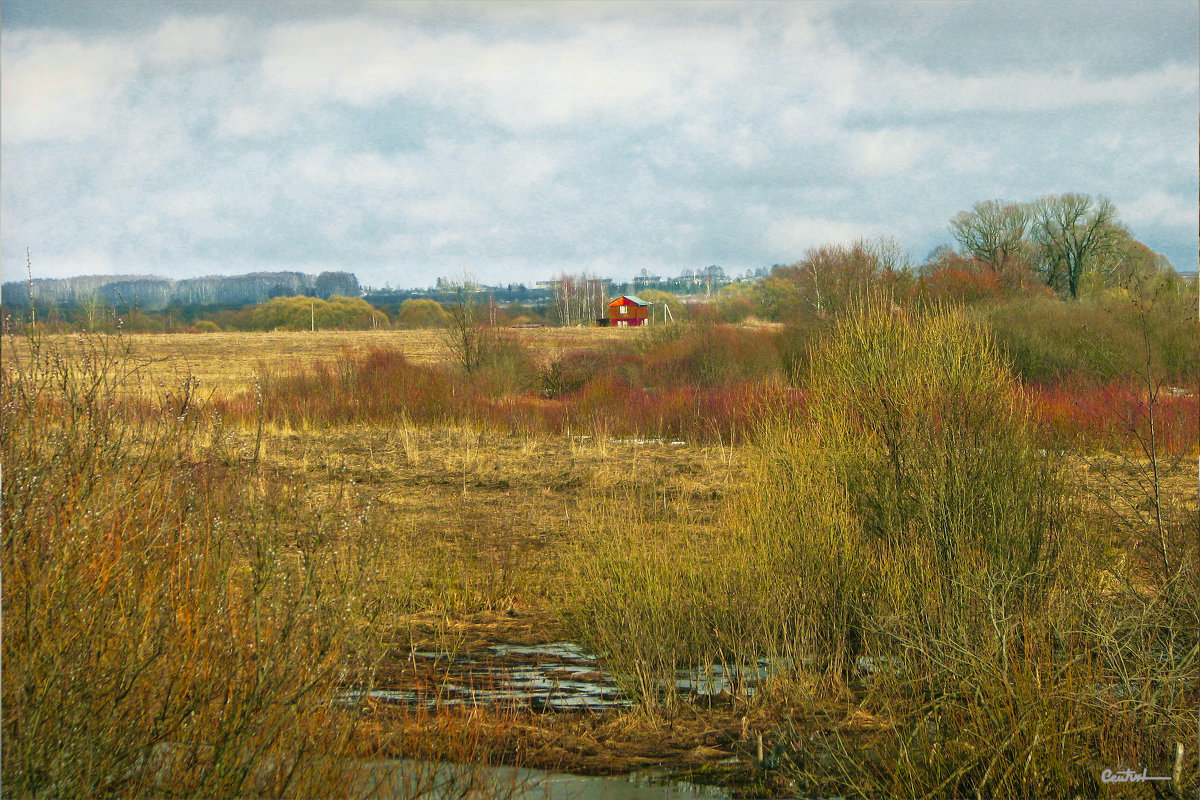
[574,436,688,446]
[345,642,781,713]
[674,659,787,697]
[359,758,733,799]
[346,642,632,712]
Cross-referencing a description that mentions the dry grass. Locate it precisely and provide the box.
[5,323,1195,799]
[221,420,741,625]
[0,328,645,398]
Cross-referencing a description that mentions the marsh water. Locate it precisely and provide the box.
[344,642,793,799]
[344,641,779,712]
[359,758,734,800]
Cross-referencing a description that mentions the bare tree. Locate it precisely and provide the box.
[1030,194,1125,299]
[553,272,608,326]
[949,200,1031,274]
[440,274,490,373]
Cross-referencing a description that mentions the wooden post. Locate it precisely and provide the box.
[756,733,764,764]
[1173,742,1184,787]
[311,302,315,332]
[26,248,35,326]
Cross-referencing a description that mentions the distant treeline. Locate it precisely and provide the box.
[1,271,361,312]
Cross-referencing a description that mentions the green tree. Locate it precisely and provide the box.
[714,281,757,323]
[395,298,449,329]
[636,289,684,324]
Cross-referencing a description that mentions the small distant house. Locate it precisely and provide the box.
[607,295,650,327]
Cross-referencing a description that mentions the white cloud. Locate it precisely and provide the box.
[258,16,753,130]
[288,139,562,210]
[215,104,294,139]
[2,16,237,145]
[944,144,994,175]
[873,61,1197,114]
[1120,190,1197,230]
[766,215,879,257]
[1,32,138,143]
[27,247,117,279]
[846,127,934,177]
[2,2,1196,287]
[145,16,234,69]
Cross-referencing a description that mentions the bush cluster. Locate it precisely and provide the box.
[563,304,1197,798]
[1,333,389,798]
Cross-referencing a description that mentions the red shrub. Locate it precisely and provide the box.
[1028,379,1198,456]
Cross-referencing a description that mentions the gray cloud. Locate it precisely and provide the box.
[2,0,1196,287]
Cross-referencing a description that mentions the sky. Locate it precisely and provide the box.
[2,0,1197,289]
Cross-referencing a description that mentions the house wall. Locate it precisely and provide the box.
[608,300,648,325]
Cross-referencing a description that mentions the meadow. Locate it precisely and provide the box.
[2,299,1196,799]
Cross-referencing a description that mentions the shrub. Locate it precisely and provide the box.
[1,333,385,798]
[395,298,449,329]
[805,303,1071,622]
[538,348,609,399]
[562,304,1200,799]
[769,304,1193,798]
[641,323,783,389]
[248,295,388,331]
[475,333,538,397]
[982,289,1198,386]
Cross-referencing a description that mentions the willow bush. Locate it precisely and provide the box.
[566,302,1195,796]
[769,303,1192,798]
[1,333,386,799]
[800,302,1076,673]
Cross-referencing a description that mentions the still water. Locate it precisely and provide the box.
[358,759,732,800]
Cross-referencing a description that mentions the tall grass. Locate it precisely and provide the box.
[1,333,387,798]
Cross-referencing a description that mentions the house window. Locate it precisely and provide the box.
[619,306,627,314]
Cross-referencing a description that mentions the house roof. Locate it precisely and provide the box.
[608,295,650,307]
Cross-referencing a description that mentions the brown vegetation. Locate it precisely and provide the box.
[2,287,1196,799]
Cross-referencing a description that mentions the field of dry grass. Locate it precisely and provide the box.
[251,421,740,614]
[1,327,643,396]
[4,324,1195,799]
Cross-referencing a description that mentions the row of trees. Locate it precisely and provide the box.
[949,193,1166,299]
[745,194,1183,327]
[6,194,1181,335]
[551,272,609,326]
[2,271,362,312]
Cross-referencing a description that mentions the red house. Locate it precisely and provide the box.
[607,295,650,326]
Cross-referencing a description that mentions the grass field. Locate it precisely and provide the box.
[1,327,642,394]
[3,321,1196,799]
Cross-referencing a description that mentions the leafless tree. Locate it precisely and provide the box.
[1030,194,1125,299]
[949,200,1031,274]
[440,274,490,373]
[553,272,608,326]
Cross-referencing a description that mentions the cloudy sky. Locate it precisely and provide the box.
[3,1,1197,289]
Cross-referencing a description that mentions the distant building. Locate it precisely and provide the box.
[606,295,650,327]
[632,269,662,287]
